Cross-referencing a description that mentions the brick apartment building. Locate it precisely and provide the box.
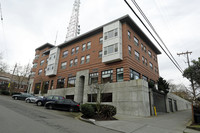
[0,71,28,92]
[29,15,163,116]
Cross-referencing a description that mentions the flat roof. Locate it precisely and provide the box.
[35,43,55,51]
[58,14,161,54]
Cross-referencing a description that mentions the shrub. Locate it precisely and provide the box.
[100,104,116,119]
[81,104,95,118]
[0,90,10,95]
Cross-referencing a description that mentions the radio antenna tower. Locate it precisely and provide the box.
[65,0,80,42]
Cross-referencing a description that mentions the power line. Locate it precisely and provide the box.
[131,0,183,72]
[124,0,183,73]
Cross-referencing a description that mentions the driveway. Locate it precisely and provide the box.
[95,109,197,133]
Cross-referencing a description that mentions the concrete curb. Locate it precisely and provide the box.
[79,116,96,125]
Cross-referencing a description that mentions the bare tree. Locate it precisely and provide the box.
[89,83,108,116]
[14,63,31,91]
[168,80,192,101]
[0,52,8,72]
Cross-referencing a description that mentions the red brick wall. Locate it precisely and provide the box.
[32,22,160,93]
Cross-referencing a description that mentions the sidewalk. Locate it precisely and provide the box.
[93,110,199,133]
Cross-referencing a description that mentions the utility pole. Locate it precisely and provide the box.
[177,51,195,123]
[9,63,17,94]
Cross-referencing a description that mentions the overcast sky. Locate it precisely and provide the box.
[0,0,200,87]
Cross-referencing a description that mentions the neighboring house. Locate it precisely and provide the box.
[0,72,28,92]
[29,15,190,116]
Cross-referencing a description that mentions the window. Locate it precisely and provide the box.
[149,62,153,70]
[81,56,84,64]
[82,44,86,51]
[144,46,146,52]
[61,62,67,69]
[99,37,103,44]
[154,67,158,73]
[101,70,113,83]
[49,53,56,61]
[33,63,37,68]
[145,58,147,66]
[153,55,157,62]
[47,64,54,71]
[31,72,35,77]
[89,72,98,84]
[108,45,114,54]
[148,50,152,58]
[86,55,90,63]
[34,83,41,94]
[87,42,91,50]
[76,46,79,53]
[115,44,118,52]
[66,95,74,100]
[141,43,144,50]
[101,93,112,102]
[71,48,75,55]
[142,75,148,81]
[135,51,140,60]
[104,28,118,40]
[43,81,49,94]
[117,68,123,82]
[57,78,65,88]
[67,77,76,87]
[50,80,54,89]
[88,94,97,102]
[103,43,118,55]
[38,69,42,75]
[128,45,132,55]
[142,56,145,64]
[99,51,102,58]
[40,60,44,66]
[35,54,39,59]
[44,68,47,74]
[62,50,68,57]
[70,60,73,67]
[128,31,131,40]
[104,47,107,55]
[74,58,78,66]
[134,37,139,46]
[130,69,140,80]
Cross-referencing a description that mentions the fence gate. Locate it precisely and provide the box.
[153,92,166,113]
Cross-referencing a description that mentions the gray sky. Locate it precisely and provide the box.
[0,0,200,87]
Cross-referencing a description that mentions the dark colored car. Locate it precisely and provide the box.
[12,93,34,100]
[45,99,80,112]
[35,95,65,106]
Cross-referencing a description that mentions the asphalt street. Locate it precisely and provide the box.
[0,95,120,133]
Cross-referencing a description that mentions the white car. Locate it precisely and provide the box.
[25,96,44,103]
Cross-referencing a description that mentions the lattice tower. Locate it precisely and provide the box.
[65,0,80,42]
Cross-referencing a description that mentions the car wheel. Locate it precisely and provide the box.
[14,97,18,100]
[37,101,42,106]
[27,99,31,103]
[69,107,74,112]
[48,105,53,110]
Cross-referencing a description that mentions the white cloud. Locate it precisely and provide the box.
[0,0,199,87]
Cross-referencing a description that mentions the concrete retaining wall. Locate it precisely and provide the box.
[166,93,191,112]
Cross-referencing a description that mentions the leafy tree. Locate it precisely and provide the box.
[183,58,200,86]
[183,57,200,101]
[157,77,169,94]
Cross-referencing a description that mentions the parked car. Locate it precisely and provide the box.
[12,93,34,100]
[35,95,65,106]
[25,96,44,103]
[45,99,80,112]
